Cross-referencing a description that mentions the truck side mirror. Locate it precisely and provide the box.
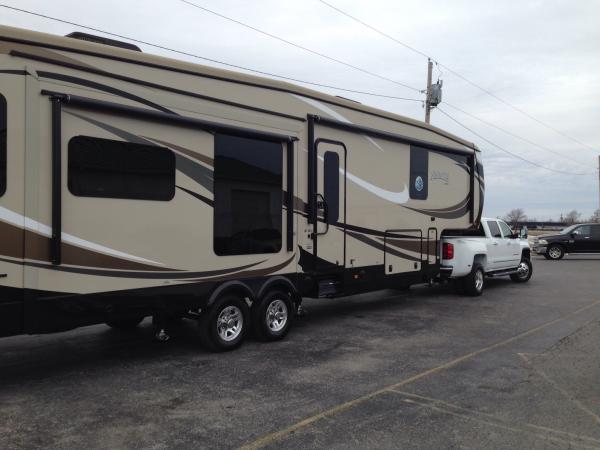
[519,227,528,239]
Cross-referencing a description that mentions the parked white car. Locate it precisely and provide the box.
[440,218,532,296]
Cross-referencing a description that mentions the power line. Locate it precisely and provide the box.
[319,0,599,155]
[443,102,591,168]
[0,4,423,102]
[437,107,596,176]
[178,0,422,93]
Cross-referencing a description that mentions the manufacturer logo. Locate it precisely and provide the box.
[431,171,449,184]
[415,176,424,192]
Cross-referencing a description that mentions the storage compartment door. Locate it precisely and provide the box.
[384,229,422,275]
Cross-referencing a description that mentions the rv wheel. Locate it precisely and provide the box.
[252,289,294,341]
[106,317,144,331]
[199,295,249,352]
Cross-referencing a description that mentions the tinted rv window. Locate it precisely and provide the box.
[68,136,175,201]
[213,134,282,255]
[0,94,6,196]
[410,146,428,200]
[323,151,340,224]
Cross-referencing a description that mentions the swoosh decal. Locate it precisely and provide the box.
[316,156,408,204]
[294,95,384,152]
[0,205,164,267]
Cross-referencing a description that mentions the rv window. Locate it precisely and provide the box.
[213,134,283,255]
[68,136,175,201]
[323,151,340,224]
[409,146,428,200]
[0,94,6,196]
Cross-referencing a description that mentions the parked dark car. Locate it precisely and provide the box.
[532,223,600,259]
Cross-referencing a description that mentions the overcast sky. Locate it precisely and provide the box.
[3,0,599,221]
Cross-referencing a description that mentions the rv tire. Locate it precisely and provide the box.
[252,289,294,341]
[106,317,144,331]
[199,295,249,352]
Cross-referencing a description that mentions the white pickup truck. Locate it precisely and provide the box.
[439,217,532,296]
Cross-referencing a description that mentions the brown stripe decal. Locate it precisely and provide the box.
[0,220,178,272]
[0,255,267,280]
[347,231,421,262]
[0,221,24,259]
[143,136,214,167]
[384,238,423,254]
[187,254,297,282]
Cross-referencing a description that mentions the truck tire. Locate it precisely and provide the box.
[199,295,249,352]
[252,289,294,341]
[462,263,484,296]
[510,258,532,282]
[546,245,564,260]
[106,317,144,330]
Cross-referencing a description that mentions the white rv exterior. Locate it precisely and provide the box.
[0,26,484,349]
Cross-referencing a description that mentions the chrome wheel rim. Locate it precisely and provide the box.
[548,247,561,259]
[474,270,484,291]
[517,261,530,279]
[216,306,243,342]
[266,299,288,332]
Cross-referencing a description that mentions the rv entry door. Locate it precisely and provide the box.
[314,139,346,270]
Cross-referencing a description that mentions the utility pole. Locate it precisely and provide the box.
[424,58,433,124]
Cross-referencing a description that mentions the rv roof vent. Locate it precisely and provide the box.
[65,32,142,52]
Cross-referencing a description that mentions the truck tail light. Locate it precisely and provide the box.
[443,242,454,260]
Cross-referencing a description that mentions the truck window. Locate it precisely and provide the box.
[487,220,502,238]
[576,225,591,237]
[213,133,282,256]
[498,221,513,238]
[592,225,600,238]
[68,136,175,200]
[0,93,6,196]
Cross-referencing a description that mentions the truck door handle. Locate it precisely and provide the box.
[493,242,499,246]
[0,274,6,278]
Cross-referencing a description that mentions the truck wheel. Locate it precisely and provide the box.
[252,289,294,341]
[462,263,484,296]
[510,258,532,282]
[546,245,564,260]
[106,317,144,330]
[199,295,249,352]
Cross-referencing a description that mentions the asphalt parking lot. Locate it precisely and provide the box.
[1,255,600,449]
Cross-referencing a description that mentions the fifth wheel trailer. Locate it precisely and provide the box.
[0,26,484,350]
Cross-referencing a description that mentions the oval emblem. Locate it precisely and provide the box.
[415,175,424,192]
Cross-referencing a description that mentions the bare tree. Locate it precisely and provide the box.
[564,210,581,225]
[503,208,527,227]
[590,209,600,223]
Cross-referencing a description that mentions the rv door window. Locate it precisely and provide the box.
[213,133,283,256]
[68,136,175,201]
[0,94,6,196]
[323,151,340,224]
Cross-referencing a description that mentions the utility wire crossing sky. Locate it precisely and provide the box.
[2,0,599,219]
